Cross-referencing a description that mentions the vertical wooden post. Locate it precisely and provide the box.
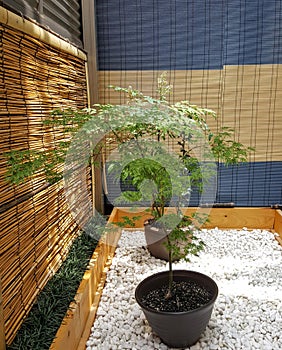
[81,0,104,214]
[0,278,6,350]
[81,0,99,106]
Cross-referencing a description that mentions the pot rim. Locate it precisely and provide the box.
[135,269,218,315]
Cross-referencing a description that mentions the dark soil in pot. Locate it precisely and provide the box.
[135,270,218,348]
[141,280,212,312]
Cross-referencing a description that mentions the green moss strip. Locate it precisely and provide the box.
[7,232,98,350]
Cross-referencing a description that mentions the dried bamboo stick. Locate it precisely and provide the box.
[0,7,86,60]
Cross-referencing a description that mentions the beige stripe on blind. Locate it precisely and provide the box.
[98,67,282,161]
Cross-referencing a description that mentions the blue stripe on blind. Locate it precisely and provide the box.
[104,161,282,210]
[96,0,224,70]
[224,0,282,65]
[96,0,282,70]
[190,162,282,207]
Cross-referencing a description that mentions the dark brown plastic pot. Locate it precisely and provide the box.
[135,270,218,348]
[144,223,170,260]
[144,223,184,261]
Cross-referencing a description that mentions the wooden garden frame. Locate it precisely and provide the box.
[49,207,282,350]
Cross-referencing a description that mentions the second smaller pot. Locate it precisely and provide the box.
[144,222,185,261]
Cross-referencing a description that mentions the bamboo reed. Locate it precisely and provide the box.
[0,19,89,345]
[0,7,86,61]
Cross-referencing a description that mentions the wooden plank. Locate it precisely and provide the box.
[113,207,152,228]
[76,258,114,350]
[0,279,6,350]
[274,210,282,242]
[276,236,282,246]
[81,0,99,104]
[198,207,275,229]
[81,0,101,213]
[114,207,276,230]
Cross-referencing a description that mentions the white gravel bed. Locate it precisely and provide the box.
[86,228,282,350]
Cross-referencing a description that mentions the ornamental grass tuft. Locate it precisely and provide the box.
[7,232,98,350]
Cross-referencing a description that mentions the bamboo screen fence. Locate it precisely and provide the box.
[0,15,89,345]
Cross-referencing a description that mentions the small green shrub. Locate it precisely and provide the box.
[7,232,98,350]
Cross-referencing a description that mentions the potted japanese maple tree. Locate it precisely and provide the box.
[5,72,253,348]
[105,74,253,347]
[135,216,219,348]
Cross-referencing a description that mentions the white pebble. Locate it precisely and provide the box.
[86,228,282,349]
